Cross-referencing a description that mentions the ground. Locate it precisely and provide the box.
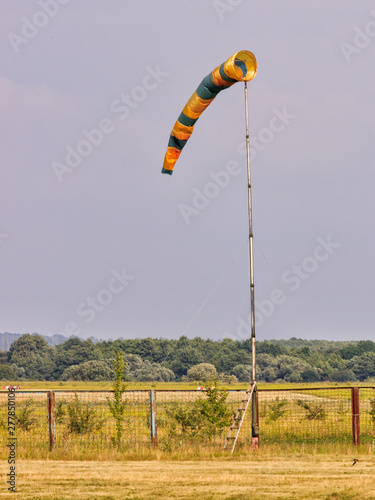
[1,455,375,499]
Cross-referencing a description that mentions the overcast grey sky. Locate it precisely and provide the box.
[1,1,374,342]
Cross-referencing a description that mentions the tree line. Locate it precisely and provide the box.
[1,334,375,383]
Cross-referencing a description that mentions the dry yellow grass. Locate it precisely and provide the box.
[3,380,366,391]
[1,455,375,499]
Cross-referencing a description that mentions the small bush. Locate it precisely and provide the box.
[267,397,288,422]
[297,399,326,420]
[17,399,37,431]
[369,398,375,422]
[66,394,104,434]
[161,382,232,443]
[219,373,238,385]
[55,401,66,424]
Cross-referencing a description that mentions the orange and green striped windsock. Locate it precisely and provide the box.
[162,50,257,175]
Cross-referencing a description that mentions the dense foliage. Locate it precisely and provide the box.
[1,334,375,382]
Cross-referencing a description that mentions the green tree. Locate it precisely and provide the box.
[275,355,311,383]
[339,341,375,360]
[0,364,16,380]
[131,360,175,382]
[231,364,251,382]
[195,383,232,436]
[8,334,55,380]
[186,363,218,382]
[163,382,232,442]
[169,345,204,378]
[54,338,101,379]
[348,352,375,381]
[122,354,175,381]
[261,366,277,382]
[61,360,113,381]
[329,369,357,382]
[257,341,286,357]
[301,368,321,382]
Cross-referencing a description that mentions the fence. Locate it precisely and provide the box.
[1,387,375,453]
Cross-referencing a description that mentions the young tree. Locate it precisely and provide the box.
[107,351,127,447]
[163,381,232,442]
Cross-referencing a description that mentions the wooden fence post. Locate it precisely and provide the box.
[351,387,360,446]
[47,391,56,450]
[149,390,157,448]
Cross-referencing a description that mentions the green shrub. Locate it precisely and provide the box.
[66,394,104,434]
[297,399,326,420]
[17,399,37,431]
[369,398,375,422]
[267,397,288,422]
[162,382,232,443]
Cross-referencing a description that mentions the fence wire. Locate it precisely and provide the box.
[1,387,374,453]
[156,390,237,450]
[54,390,150,450]
[258,388,352,444]
[0,391,49,452]
[356,387,375,444]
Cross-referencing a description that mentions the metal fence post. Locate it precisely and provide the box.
[47,391,56,450]
[251,387,260,449]
[149,390,157,448]
[351,387,360,446]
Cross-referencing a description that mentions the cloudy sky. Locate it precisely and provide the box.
[1,1,374,343]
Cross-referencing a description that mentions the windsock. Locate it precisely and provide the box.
[162,50,257,175]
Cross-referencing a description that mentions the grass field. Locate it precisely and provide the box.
[2,380,369,391]
[2,383,375,498]
[1,454,375,499]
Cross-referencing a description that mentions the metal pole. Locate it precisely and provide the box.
[244,81,256,382]
[351,387,360,446]
[244,81,259,447]
[149,390,157,449]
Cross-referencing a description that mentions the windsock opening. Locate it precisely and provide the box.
[228,50,257,82]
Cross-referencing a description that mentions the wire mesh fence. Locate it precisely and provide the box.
[258,388,353,445]
[155,390,249,451]
[356,387,375,445]
[1,387,374,454]
[0,391,49,453]
[54,390,151,451]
